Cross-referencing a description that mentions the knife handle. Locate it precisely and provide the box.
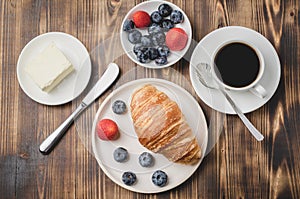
[39,103,87,154]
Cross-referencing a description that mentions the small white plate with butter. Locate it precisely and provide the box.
[17,32,91,105]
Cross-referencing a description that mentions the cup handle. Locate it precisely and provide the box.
[250,84,267,98]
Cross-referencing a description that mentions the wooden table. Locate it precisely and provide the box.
[1,0,299,198]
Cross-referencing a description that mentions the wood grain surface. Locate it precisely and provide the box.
[0,0,299,198]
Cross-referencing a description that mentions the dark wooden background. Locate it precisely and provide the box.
[0,0,299,198]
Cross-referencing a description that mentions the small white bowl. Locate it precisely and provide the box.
[120,0,192,69]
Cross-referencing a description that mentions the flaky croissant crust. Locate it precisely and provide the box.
[130,84,201,165]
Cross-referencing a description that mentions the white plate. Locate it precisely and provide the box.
[120,0,192,69]
[91,78,208,193]
[190,26,281,114]
[17,32,91,105]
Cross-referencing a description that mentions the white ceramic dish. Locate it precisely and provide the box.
[120,0,192,69]
[189,26,281,114]
[92,78,208,193]
[17,32,91,105]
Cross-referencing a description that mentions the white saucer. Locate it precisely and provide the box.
[92,78,208,193]
[189,26,281,114]
[17,32,91,105]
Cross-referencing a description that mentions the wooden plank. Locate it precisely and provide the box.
[0,0,299,198]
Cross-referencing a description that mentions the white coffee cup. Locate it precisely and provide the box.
[211,39,267,98]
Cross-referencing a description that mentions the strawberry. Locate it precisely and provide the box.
[165,28,188,51]
[132,11,151,28]
[96,119,119,140]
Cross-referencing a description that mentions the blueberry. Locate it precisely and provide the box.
[123,19,135,32]
[128,30,142,44]
[157,45,170,57]
[122,172,137,186]
[113,147,128,162]
[140,35,152,47]
[161,19,174,32]
[170,10,184,24]
[150,11,163,24]
[138,152,154,167]
[152,170,168,187]
[112,100,127,114]
[133,44,149,58]
[155,56,168,65]
[151,32,165,46]
[133,43,144,54]
[158,3,173,17]
[148,47,159,60]
[136,49,150,63]
[148,23,163,35]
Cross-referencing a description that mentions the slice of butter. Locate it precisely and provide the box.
[25,43,75,93]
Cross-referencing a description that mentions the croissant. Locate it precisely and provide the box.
[130,84,201,165]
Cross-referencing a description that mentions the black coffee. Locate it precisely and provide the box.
[214,42,260,88]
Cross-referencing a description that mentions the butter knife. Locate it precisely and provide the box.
[39,63,119,154]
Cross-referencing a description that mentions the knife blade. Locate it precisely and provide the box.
[39,63,119,154]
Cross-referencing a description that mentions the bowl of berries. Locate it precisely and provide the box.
[120,0,192,69]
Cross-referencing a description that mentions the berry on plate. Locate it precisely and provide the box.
[133,43,145,54]
[170,10,184,24]
[151,32,165,46]
[148,23,163,35]
[112,100,127,114]
[155,56,168,66]
[166,27,188,51]
[140,35,152,47]
[148,47,159,60]
[161,19,174,32]
[158,3,173,17]
[96,119,119,140]
[152,170,168,187]
[136,50,150,63]
[150,11,163,24]
[157,45,170,57]
[133,11,151,28]
[123,19,135,32]
[113,147,128,162]
[139,152,154,167]
[122,171,137,186]
[128,29,142,44]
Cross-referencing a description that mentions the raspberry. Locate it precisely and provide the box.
[96,119,119,140]
[165,27,188,51]
[133,11,151,28]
